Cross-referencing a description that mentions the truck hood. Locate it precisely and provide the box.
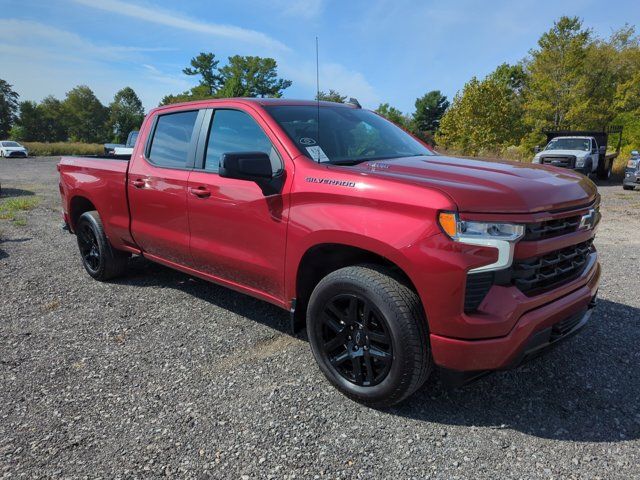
[352,155,597,213]
[537,149,590,157]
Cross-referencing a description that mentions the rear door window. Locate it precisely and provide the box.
[148,111,199,168]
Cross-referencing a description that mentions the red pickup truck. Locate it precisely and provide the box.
[58,98,600,406]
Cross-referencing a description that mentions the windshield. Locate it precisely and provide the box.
[545,138,591,151]
[266,105,434,164]
[2,141,21,147]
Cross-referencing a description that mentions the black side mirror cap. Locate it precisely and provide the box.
[219,152,284,196]
[220,152,273,181]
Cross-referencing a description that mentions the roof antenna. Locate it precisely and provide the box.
[315,36,321,163]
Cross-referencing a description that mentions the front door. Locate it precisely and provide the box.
[187,107,289,302]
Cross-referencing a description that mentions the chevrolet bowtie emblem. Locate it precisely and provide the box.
[579,208,598,230]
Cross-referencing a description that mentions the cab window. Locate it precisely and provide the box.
[204,109,281,173]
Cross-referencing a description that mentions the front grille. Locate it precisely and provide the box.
[464,272,494,313]
[524,215,581,241]
[541,155,576,168]
[7,151,27,158]
[511,239,593,296]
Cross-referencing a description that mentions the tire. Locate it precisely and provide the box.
[597,161,612,180]
[623,185,635,191]
[75,211,129,280]
[307,264,431,407]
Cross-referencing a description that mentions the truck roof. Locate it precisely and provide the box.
[150,98,358,115]
[550,136,594,140]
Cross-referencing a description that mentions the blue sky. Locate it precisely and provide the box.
[1,0,636,113]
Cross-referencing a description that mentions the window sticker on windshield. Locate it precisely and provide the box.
[299,137,316,146]
[306,146,330,163]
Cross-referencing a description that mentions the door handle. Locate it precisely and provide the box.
[189,186,211,198]
[131,178,146,188]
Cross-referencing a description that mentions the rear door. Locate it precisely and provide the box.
[128,108,204,266]
[187,106,289,301]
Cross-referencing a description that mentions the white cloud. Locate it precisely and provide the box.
[71,0,290,52]
[0,20,190,109]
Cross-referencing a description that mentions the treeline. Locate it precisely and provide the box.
[316,89,450,145]
[436,17,640,158]
[0,82,144,144]
[160,53,291,105]
[0,52,292,144]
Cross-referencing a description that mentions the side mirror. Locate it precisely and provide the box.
[534,146,541,153]
[220,152,273,181]
[599,145,606,154]
[219,152,284,196]
[631,150,639,156]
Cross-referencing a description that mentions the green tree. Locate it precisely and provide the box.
[63,85,109,143]
[182,52,222,96]
[436,76,524,155]
[217,55,292,98]
[523,16,592,130]
[375,103,410,129]
[316,90,347,103]
[0,79,19,138]
[412,90,449,134]
[38,96,68,142]
[108,87,145,143]
[15,101,44,141]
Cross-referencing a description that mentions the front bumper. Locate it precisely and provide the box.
[623,169,639,187]
[430,257,600,373]
[5,151,28,158]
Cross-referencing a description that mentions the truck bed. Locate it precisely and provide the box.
[58,156,135,251]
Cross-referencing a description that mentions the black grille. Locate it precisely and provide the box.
[464,272,494,313]
[511,240,593,296]
[541,155,576,168]
[524,216,581,241]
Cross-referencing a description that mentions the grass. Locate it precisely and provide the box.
[0,196,40,226]
[21,142,103,156]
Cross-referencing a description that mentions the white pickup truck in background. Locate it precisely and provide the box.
[532,128,622,180]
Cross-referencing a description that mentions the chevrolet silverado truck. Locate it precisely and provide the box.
[58,99,601,406]
[532,128,622,180]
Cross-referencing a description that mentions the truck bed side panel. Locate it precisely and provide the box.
[58,157,135,251]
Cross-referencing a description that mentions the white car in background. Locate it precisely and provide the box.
[0,141,28,158]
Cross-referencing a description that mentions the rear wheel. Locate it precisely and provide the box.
[623,185,635,191]
[307,265,431,407]
[597,160,612,180]
[76,211,129,280]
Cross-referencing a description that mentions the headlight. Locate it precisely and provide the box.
[628,159,639,169]
[438,212,525,273]
[532,156,541,164]
[576,157,586,168]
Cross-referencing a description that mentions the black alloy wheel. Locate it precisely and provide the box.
[321,293,393,387]
[77,222,101,273]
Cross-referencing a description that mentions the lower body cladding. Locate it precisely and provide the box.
[431,253,600,385]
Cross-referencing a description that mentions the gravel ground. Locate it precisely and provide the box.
[1,156,639,479]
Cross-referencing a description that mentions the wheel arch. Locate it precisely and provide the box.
[291,241,422,332]
[69,195,97,232]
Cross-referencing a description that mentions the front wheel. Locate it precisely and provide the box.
[76,211,129,280]
[307,265,431,407]
[597,161,612,180]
